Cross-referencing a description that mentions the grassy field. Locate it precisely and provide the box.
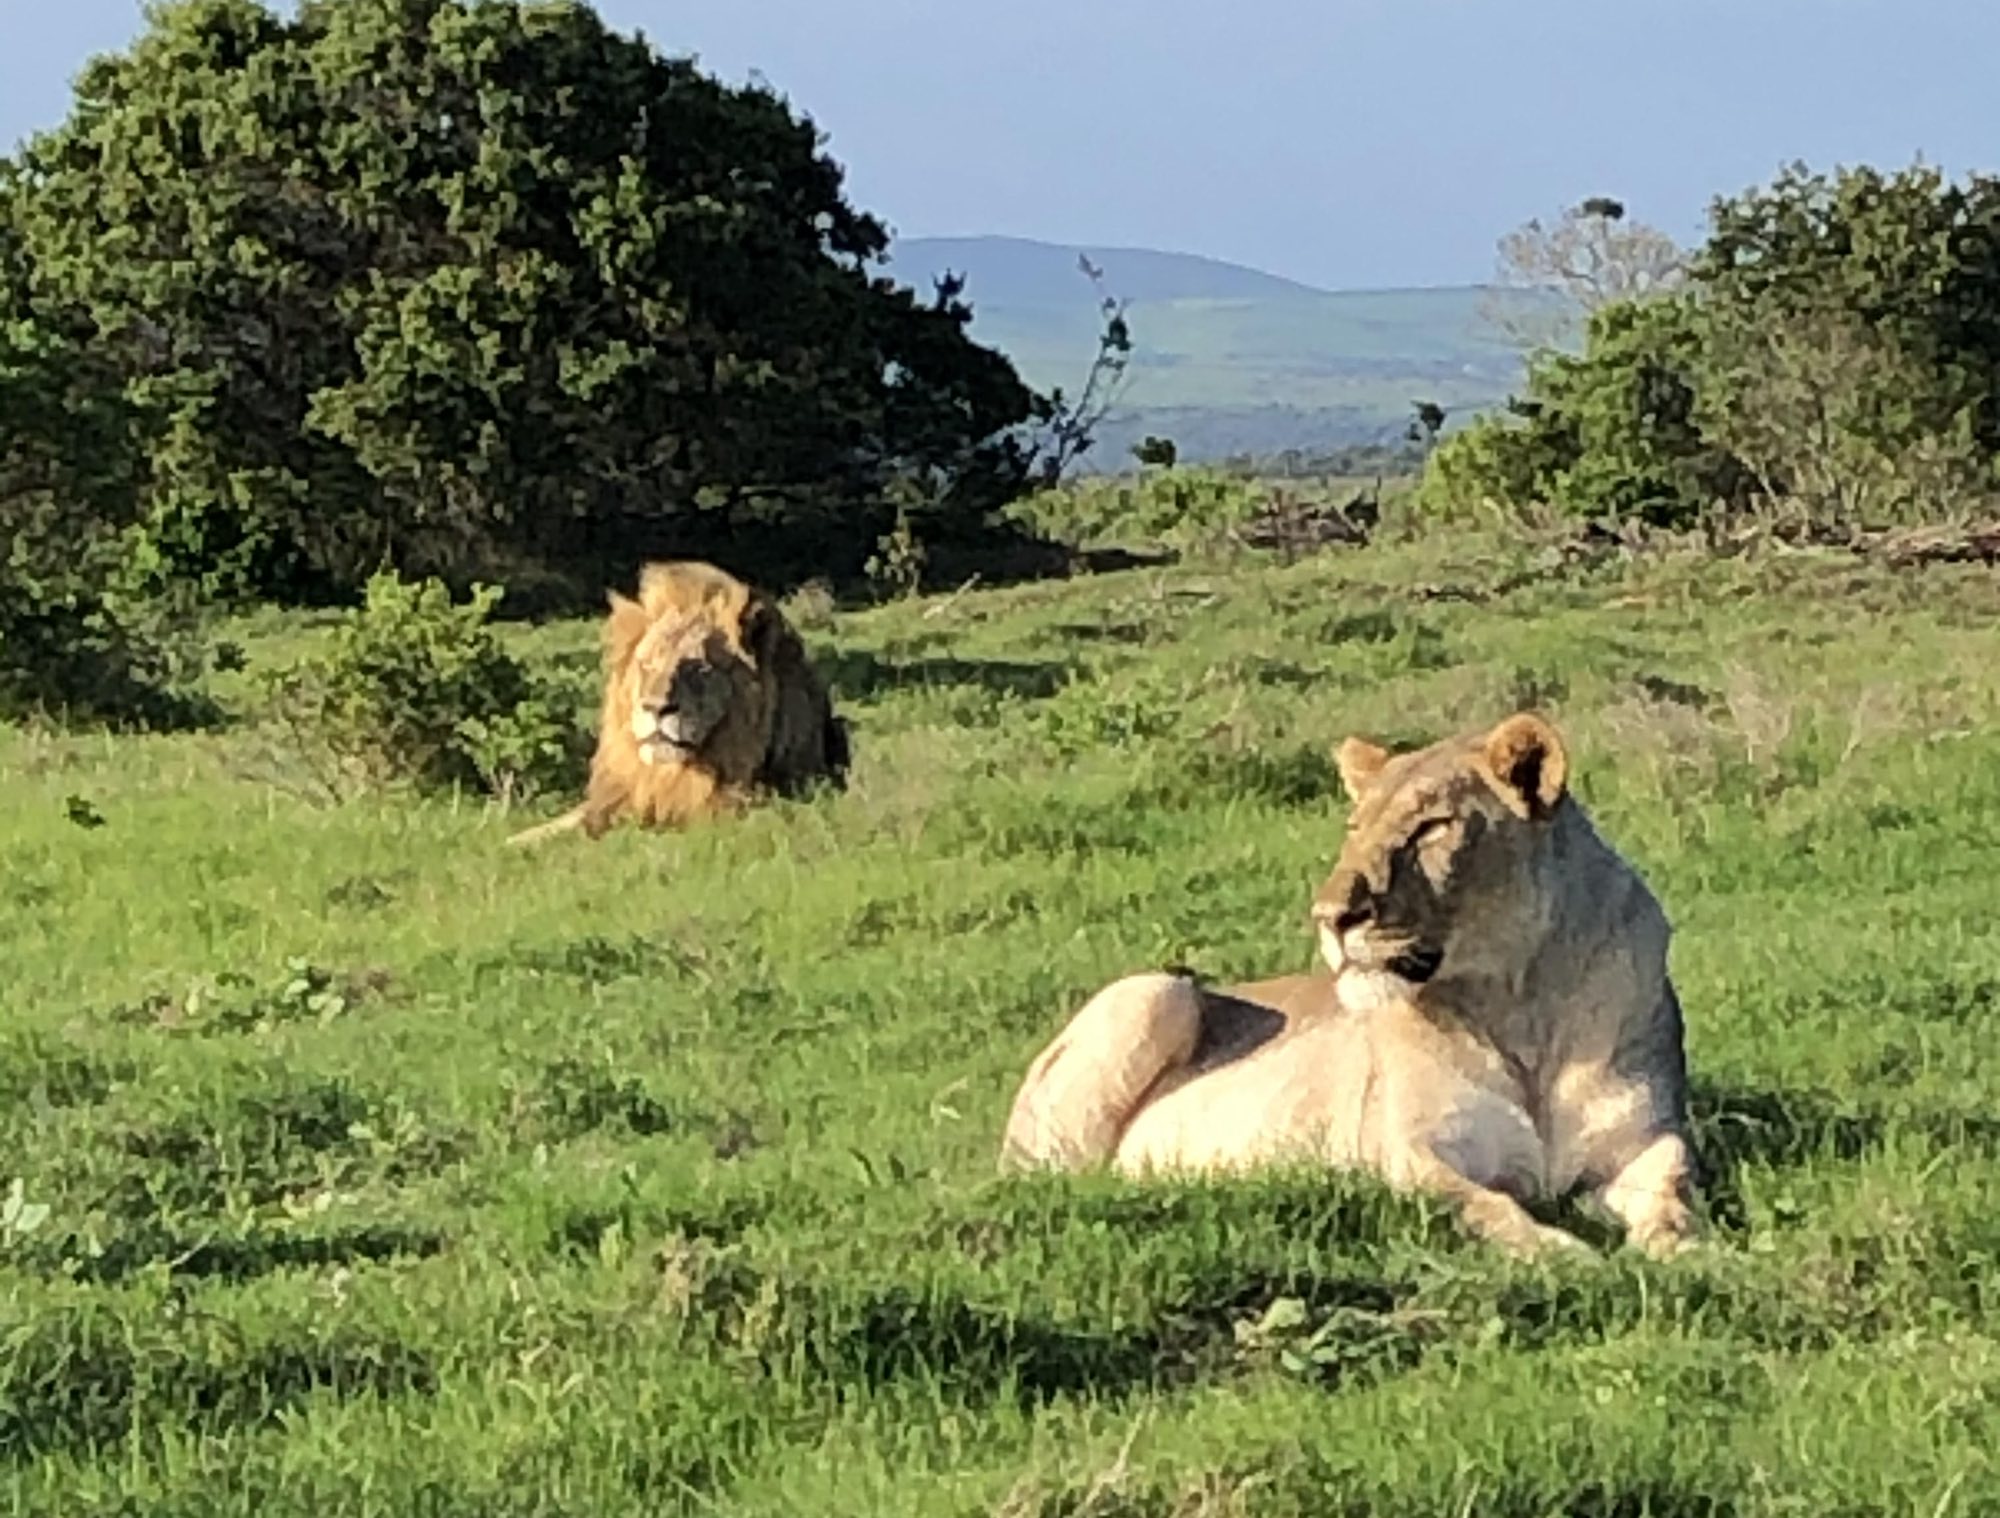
[7,527,2000,1514]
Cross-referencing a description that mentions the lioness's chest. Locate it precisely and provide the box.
[1369,1010,1552,1199]
[1420,1083,1547,1200]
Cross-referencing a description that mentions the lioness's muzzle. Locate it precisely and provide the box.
[1386,945,1444,983]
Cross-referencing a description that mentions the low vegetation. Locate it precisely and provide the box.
[8,525,2000,1512]
[1423,164,2000,533]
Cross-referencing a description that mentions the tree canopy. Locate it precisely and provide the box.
[1,0,1050,609]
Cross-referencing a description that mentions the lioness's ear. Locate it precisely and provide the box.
[1335,736,1390,799]
[1484,712,1568,820]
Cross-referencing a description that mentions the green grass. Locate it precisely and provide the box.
[8,531,2000,1513]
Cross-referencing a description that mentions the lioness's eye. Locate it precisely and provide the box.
[1408,817,1451,848]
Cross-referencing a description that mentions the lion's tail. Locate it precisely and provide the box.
[503,802,591,849]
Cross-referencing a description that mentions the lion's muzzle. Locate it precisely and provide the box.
[631,660,730,761]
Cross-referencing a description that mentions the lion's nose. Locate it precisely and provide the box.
[667,666,713,713]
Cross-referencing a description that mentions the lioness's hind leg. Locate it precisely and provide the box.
[999,972,1204,1173]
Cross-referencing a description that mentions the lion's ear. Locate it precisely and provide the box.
[1484,712,1568,820]
[1335,736,1390,799]
[604,591,651,669]
[739,597,784,664]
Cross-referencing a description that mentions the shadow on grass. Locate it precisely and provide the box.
[787,1270,1430,1408]
[54,1221,451,1287]
[2,1313,438,1459]
[816,649,1073,704]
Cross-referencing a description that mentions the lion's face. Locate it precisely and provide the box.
[623,608,765,766]
[1311,712,1570,989]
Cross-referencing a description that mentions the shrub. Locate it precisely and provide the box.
[0,294,215,727]
[1411,410,1565,524]
[1416,160,2000,533]
[257,573,583,803]
[1415,297,1744,528]
[0,522,216,728]
[1701,301,1998,531]
[1011,469,1271,554]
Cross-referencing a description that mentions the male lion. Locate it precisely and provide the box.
[505,560,850,846]
[999,712,1701,1259]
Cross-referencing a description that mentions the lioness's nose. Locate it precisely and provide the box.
[1314,872,1373,932]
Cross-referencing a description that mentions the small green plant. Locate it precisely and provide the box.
[1230,1293,1432,1385]
[864,505,929,601]
[257,572,582,801]
[1028,668,1184,759]
[113,957,392,1036]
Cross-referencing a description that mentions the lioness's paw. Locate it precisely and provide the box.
[1633,1227,1713,1262]
[1536,1224,1596,1257]
[1500,1220,1595,1261]
[1627,1215,1704,1261]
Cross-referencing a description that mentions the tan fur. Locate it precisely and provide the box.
[1000,712,1702,1260]
[506,560,849,846]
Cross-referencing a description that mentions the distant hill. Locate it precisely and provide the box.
[891,234,1330,307]
[885,234,1545,470]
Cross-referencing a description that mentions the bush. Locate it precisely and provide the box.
[1011,469,1271,554]
[0,270,216,726]
[1415,297,1744,528]
[258,573,583,803]
[1701,301,1998,531]
[0,517,217,728]
[1412,411,1564,525]
[1415,161,2000,533]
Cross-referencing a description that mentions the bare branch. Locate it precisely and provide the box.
[1481,198,1687,353]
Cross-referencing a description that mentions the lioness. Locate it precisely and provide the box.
[506,560,850,846]
[999,712,1701,1259]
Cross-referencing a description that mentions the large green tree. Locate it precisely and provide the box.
[5,0,1047,602]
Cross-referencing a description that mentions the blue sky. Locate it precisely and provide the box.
[5,0,1994,290]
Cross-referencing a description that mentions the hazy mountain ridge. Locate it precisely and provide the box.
[890,234,1332,306]
[888,234,1535,468]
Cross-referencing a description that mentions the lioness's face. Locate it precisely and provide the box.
[626,612,756,764]
[1311,713,1570,988]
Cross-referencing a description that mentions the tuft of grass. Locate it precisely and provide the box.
[7,528,2000,1512]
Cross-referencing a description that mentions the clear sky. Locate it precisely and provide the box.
[5,0,1995,291]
